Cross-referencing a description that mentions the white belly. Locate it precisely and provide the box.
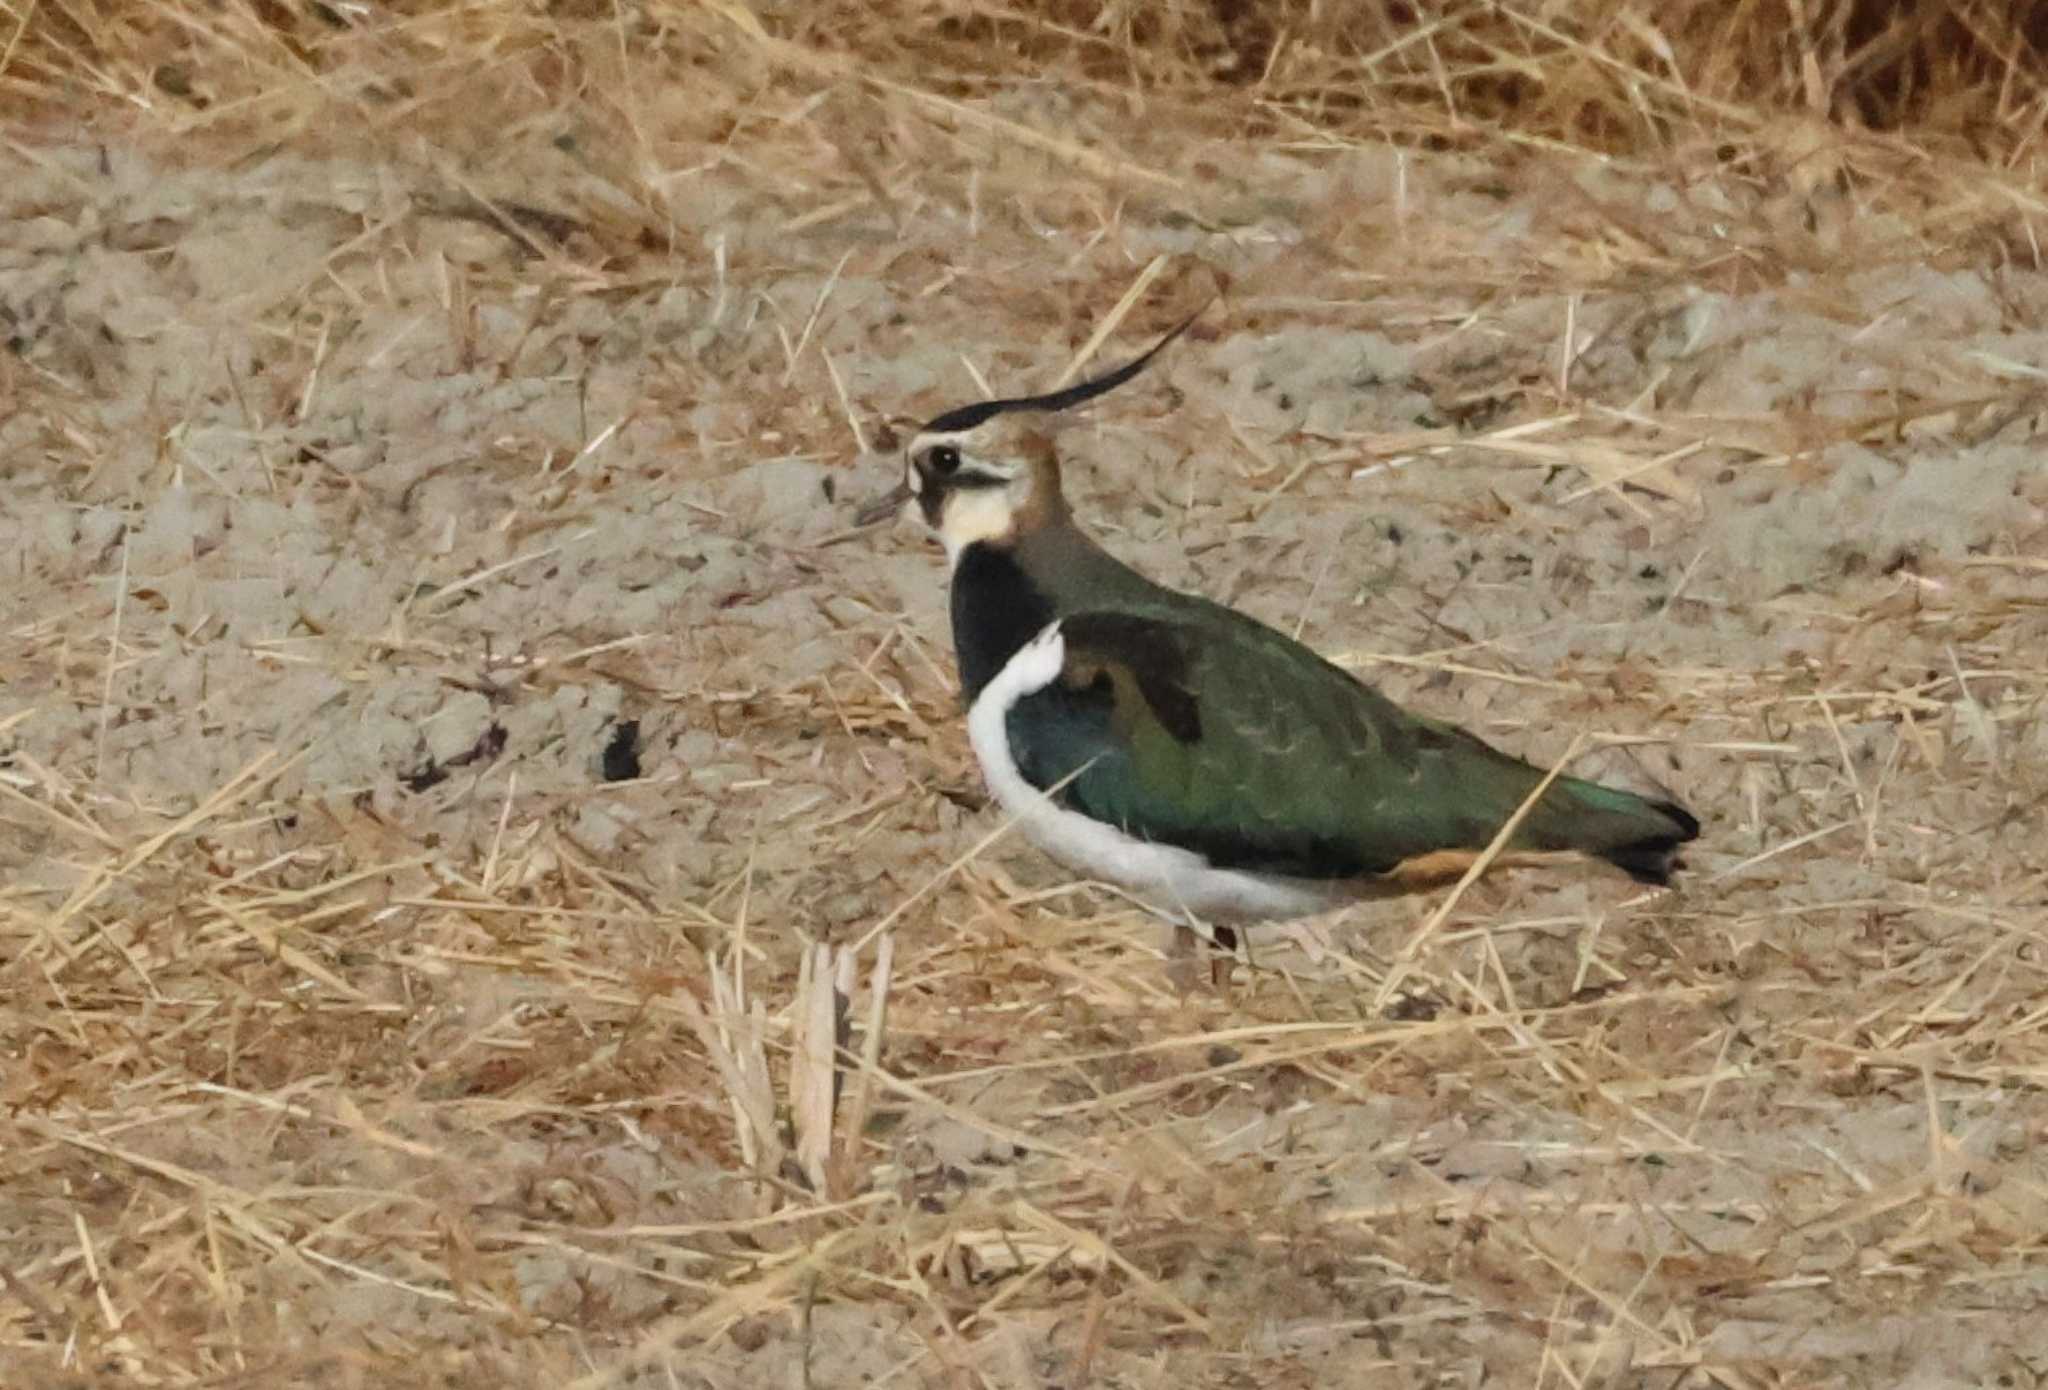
[965,621,1351,927]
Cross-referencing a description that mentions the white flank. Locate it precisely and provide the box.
[965,620,1345,926]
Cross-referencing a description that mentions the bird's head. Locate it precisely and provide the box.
[856,312,1198,565]
[890,414,1062,565]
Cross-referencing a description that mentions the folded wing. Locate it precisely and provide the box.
[1004,605,1698,884]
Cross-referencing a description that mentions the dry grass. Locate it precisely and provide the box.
[4,1,2048,1386]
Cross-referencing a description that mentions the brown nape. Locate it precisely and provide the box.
[1011,430,1071,533]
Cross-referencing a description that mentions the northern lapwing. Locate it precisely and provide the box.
[858,316,1699,944]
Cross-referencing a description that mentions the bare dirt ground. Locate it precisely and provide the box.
[4,6,2048,1387]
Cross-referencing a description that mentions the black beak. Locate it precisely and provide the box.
[854,480,913,527]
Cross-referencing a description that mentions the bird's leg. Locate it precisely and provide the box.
[1208,938,1237,991]
[1214,922,1243,990]
[1163,918,1206,995]
[1161,909,1238,994]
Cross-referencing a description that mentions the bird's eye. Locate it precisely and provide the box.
[926,445,962,476]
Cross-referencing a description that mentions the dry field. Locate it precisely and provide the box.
[4,3,2048,1386]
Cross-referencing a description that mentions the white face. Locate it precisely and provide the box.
[903,428,1031,567]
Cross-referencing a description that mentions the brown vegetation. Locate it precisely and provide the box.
[4,3,2047,1386]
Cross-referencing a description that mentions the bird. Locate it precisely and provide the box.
[857,314,1700,943]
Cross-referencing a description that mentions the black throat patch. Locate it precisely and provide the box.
[950,543,1056,706]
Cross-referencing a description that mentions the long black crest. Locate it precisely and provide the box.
[921,307,1204,435]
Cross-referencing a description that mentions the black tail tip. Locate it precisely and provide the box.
[1603,798,1701,886]
[1651,797,1702,842]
